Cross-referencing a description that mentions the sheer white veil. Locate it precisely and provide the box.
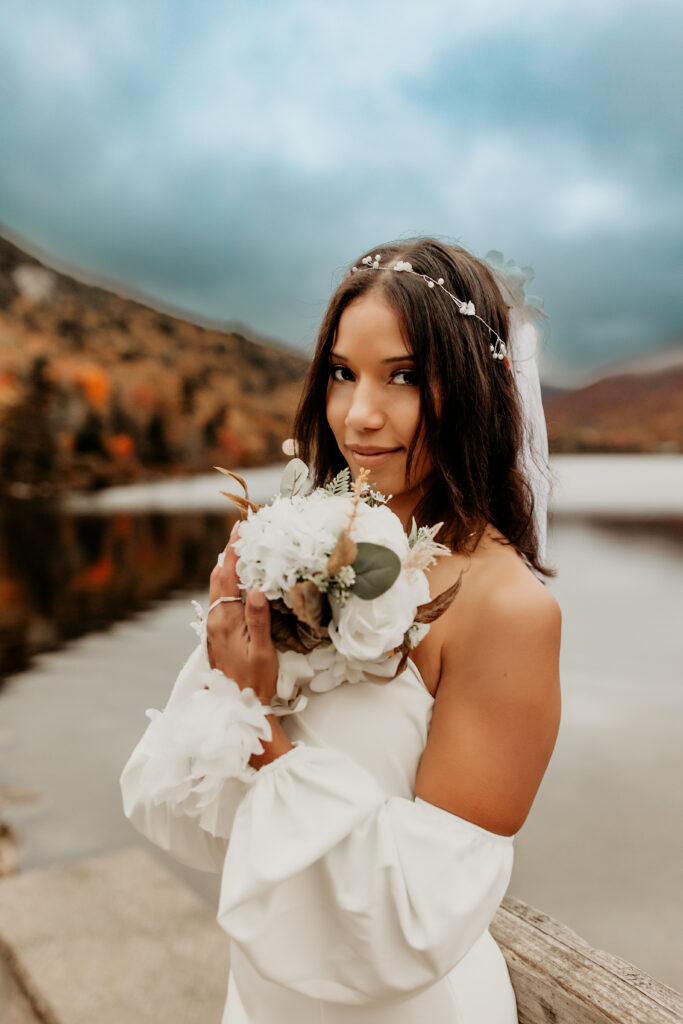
[485,252,554,571]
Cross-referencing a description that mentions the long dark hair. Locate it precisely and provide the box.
[293,237,555,579]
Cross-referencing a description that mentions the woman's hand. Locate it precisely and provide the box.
[207,522,278,708]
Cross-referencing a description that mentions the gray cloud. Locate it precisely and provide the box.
[0,0,681,383]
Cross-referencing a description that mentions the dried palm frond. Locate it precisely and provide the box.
[214,465,262,518]
[413,572,463,624]
[219,492,261,517]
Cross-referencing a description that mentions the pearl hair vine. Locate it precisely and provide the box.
[350,254,508,363]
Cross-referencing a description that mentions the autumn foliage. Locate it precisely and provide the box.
[0,235,307,496]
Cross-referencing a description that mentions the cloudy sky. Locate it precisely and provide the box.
[1,0,681,384]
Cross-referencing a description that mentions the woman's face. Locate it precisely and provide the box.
[326,291,432,520]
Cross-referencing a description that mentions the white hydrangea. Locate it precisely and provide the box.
[233,491,413,605]
[233,491,353,603]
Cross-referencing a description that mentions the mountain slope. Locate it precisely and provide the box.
[544,358,683,453]
[0,234,308,495]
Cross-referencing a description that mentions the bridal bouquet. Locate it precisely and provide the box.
[138,458,461,830]
[218,458,462,703]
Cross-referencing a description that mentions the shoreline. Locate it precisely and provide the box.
[54,452,683,517]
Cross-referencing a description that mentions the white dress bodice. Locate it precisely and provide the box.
[285,660,434,798]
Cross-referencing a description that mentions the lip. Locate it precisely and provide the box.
[347,445,401,464]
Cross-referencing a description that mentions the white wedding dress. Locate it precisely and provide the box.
[121,623,519,1024]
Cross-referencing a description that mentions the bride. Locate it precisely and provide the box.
[121,237,562,1023]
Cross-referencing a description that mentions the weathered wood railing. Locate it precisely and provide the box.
[0,848,681,1023]
[492,896,683,1024]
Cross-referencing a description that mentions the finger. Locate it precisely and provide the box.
[227,519,242,560]
[245,588,273,656]
[214,520,239,570]
[209,532,242,604]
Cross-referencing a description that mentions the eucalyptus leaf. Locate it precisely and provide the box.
[408,517,418,548]
[280,458,309,498]
[350,542,401,600]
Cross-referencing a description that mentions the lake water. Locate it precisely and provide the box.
[1,455,682,991]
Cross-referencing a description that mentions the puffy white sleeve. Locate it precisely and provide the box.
[119,606,275,873]
[218,742,514,1005]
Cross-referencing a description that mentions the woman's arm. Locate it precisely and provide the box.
[416,572,562,835]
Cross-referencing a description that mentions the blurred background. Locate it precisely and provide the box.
[0,0,681,1003]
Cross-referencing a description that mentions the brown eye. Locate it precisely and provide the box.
[392,369,417,385]
[330,364,354,382]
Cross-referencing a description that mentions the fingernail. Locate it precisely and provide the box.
[217,552,225,568]
[230,521,240,539]
[250,589,266,608]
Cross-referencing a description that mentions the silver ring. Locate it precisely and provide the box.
[208,596,242,615]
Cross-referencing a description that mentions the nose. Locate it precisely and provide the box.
[345,378,385,432]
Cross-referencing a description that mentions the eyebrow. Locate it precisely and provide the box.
[329,352,415,364]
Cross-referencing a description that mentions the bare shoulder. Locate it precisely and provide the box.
[446,537,562,701]
[413,527,561,700]
[476,551,562,655]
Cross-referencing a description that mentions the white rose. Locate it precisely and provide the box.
[329,569,430,662]
[348,502,411,556]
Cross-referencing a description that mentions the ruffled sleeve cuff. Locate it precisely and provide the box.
[120,599,293,863]
[138,666,273,836]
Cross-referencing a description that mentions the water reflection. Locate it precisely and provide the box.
[0,500,236,679]
[3,498,681,682]
[549,511,683,551]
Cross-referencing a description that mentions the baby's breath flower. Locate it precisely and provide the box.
[363,488,390,507]
[335,565,356,589]
[310,571,331,592]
